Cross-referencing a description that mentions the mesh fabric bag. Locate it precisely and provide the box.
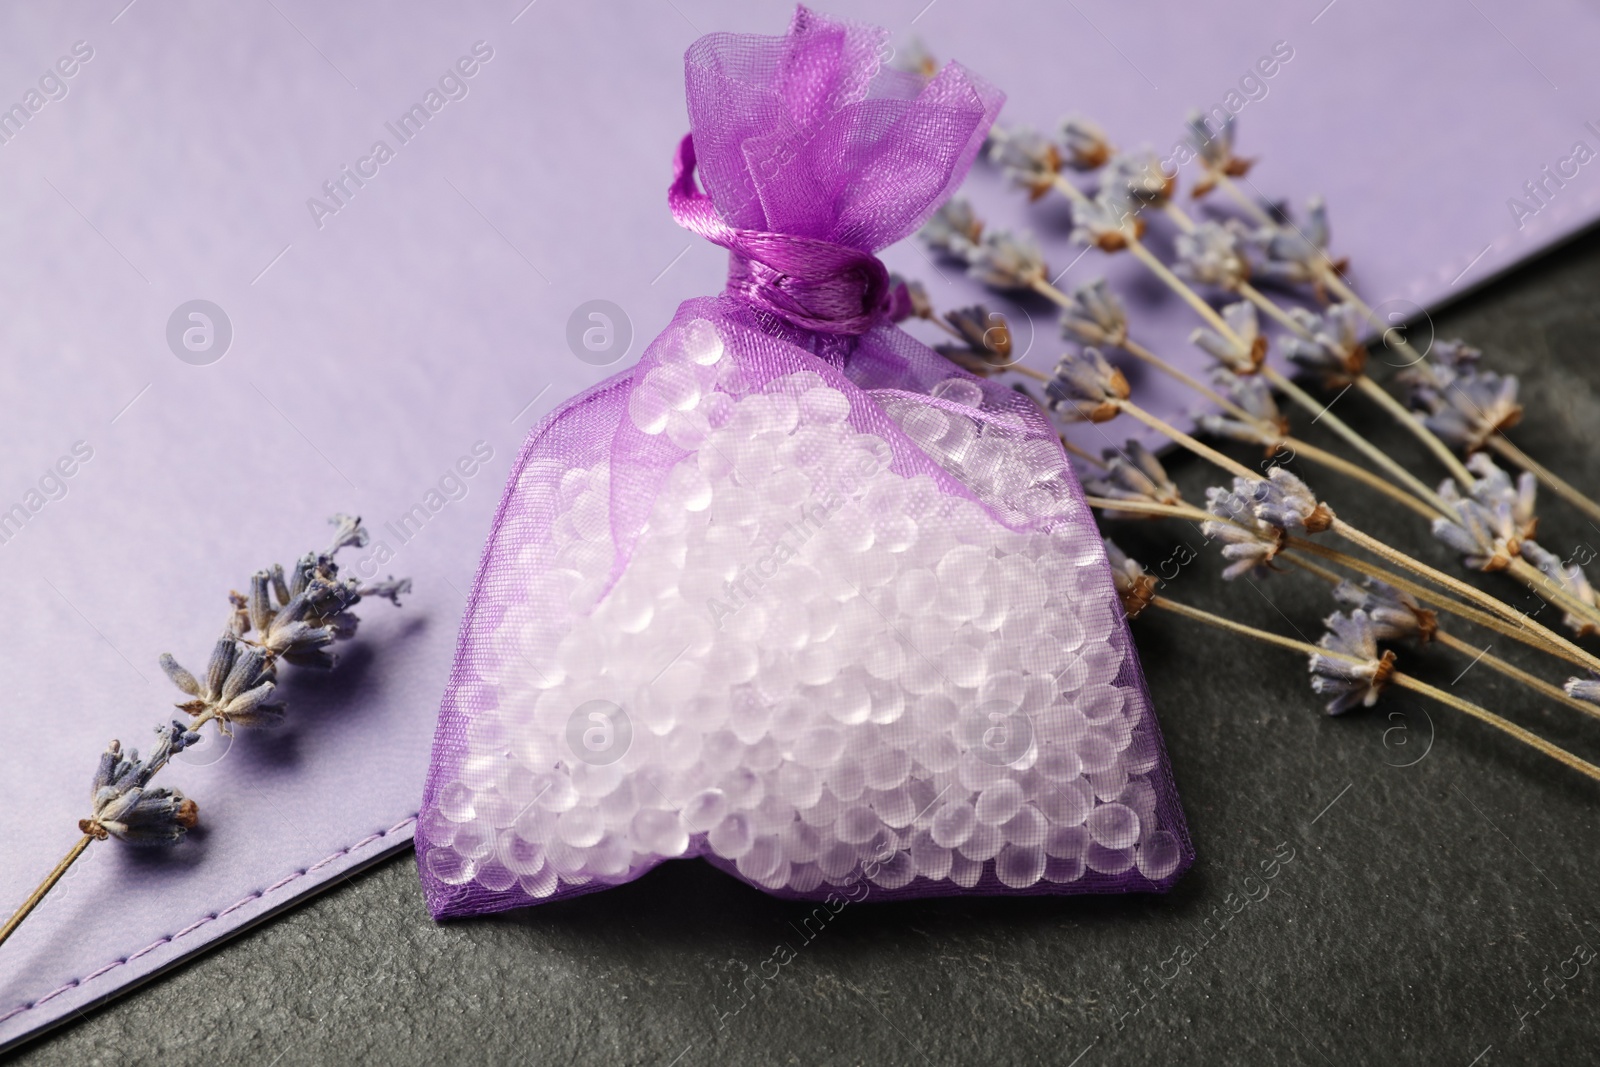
[417,5,1193,917]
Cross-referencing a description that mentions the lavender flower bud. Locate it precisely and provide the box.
[1085,440,1183,518]
[1189,301,1266,374]
[967,229,1048,291]
[1044,348,1129,423]
[1186,110,1252,197]
[1396,338,1482,404]
[1202,469,1329,580]
[358,576,414,608]
[1331,579,1437,643]
[1281,303,1367,386]
[1059,116,1113,171]
[1197,370,1286,447]
[1070,188,1141,252]
[920,198,983,260]
[1244,196,1344,295]
[1250,467,1331,534]
[986,124,1062,200]
[326,513,370,556]
[1202,483,1283,580]
[1309,610,1396,715]
[1174,221,1250,290]
[1059,278,1128,348]
[1522,540,1598,638]
[1432,455,1536,571]
[1104,538,1157,618]
[1564,678,1600,708]
[80,723,203,845]
[1417,366,1522,454]
[1104,151,1174,209]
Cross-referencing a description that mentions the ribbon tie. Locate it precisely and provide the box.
[669,134,892,336]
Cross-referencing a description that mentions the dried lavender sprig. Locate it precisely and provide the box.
[1111,550,1600,783]
[1318,571,1600,722]
[1088,493,1593,673]
[1050,348,1600,674]
[1,515,409,951]
[1034,162,1458,513]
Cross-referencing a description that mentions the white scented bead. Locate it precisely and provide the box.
[450,367,1171,903]
[1086,802,1141,850]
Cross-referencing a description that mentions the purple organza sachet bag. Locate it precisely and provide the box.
[417,6,1193,918]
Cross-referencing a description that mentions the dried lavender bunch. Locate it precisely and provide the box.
[0,514,410,949]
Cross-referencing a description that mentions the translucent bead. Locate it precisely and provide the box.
[1137,830,1182,881]
[426,847,476,886]
[708,813,755,859]
[557,806,605,848]
[1045,823,1089,860]
[790,726,844,767]
[868,851,917,889]
[681,788,729,832]
[799,386,850,426]
[787,863,825,893]
[870,787,916,828]
[949,852,983,888]
[1087,763,1130,802]
[1084,842,1135,875]
[893,568,939,615]
[437,780,476,823]
[956,750,1008,792]
[719,767,765,810]
[930,800,976,849]
[476,860,517,893]
[1077,732,1120,775]
[1086,802,1141,850]
[941,642,986,687]
[995,844,1045,888]
[897,404,948,449]
[676,319,725,365]
[910,734,959,774]
[498,831,546,876]
[1035,746,1083,783]
[419,805,459,849]
[1044,854,1085,883]
[1119,779,1159,830]
[876,515,918,553]
[931,377,984,408]
[817,840,859,881]
[775,762,823,808]
[629,382,672,435]
[974,779,1024,826]
[958,821,1003,862]
[1000,806,1046,848]
[861,748,913,791]
[632,809,690,857]
[520,867,560,898]
[570,761,625,801]
[1123,727,1161,776]
[645,362,702,412]
[824,758,866,802]
[779,820,823,864]
[1036,778,1093,827]
[737,836,784,883]
[836,806,881,845]
[453,822,493,861]
[800,789,841,829]
[909,830,954,880]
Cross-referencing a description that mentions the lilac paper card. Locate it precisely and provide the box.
[3,0,1598,1051]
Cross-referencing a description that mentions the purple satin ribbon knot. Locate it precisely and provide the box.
[669,134,891,336]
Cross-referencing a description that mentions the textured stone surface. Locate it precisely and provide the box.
[13,233,1600,1066]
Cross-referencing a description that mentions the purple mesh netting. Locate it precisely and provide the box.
[416,5,1192,919]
